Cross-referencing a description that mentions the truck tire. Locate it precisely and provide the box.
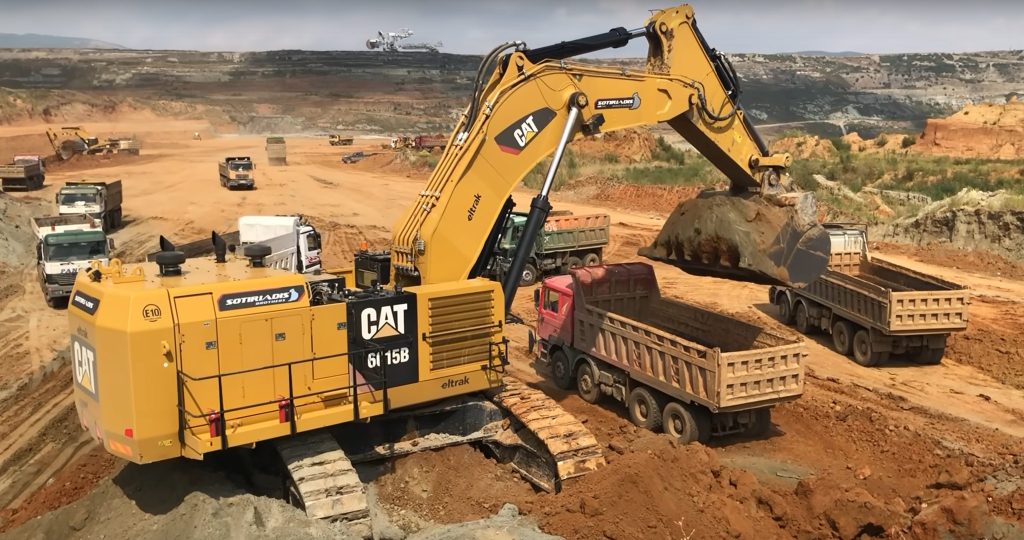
[583,252,601,267]
[852,328,886,367]
[520,263,538,286]
[794,302,813,334]
[662,401,710,444]
[576,363,601,404]
[832,320,854,355]
[776,295,795,324]
[747,408,773,438]
[916,345,945,365]
[550,350,574,390]
[627,387,662,431]
[563,256,583,273]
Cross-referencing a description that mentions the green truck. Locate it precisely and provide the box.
[490,210,610,285]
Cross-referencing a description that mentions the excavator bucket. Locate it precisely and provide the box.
[639,191,830,288]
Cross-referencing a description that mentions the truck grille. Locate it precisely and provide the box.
[46,273,78,286]
[425,290,497,371]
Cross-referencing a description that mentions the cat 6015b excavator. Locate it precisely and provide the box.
[69,4,828,522]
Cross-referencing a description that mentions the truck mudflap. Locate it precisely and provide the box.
[639,191,830,288]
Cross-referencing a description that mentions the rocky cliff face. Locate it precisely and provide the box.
[875,189,1024,260]
[915,99,1024,159]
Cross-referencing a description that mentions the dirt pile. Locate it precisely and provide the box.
[350,150,432,177]
[914,99,1024,159]
[303,217,390,269]
[875,188,1024,260]
[568,128,655,164]
[0,193,49,269]
[558,175,703,214]
[772,135,838,160]
[841,132,913,154]
[4,461,355,540]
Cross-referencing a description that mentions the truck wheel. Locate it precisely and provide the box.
[776,295,795,324]
[852,329,883,367]
[916,345,945,365]
[576,363,601,404]
[794,302,813,334]
[520,263,538,286]
[832,320,854,355]
[583,253,601,267]
[662,402,710,444]
[747,408,773,438]
[627,387,663,431]
[550,350,574,390]
[563,256,584,273]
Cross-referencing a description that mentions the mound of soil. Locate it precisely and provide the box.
[772,135,838,160]
[559,175,704,214]
[43,151,146,173]
[569,128,655,163]
[914,99,1024,159]
[0,193,49,268]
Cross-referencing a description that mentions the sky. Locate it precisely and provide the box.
[0,0,1021,55]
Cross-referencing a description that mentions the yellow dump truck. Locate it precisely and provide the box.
[533,263,806,443]
[769,224,970,366]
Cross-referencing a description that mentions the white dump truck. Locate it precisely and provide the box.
[56,179,124,232]
[238,215,322,274]
[32,214,112,306]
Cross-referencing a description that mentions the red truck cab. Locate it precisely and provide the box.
[536,275,574,344]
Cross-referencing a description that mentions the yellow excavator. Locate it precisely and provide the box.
[45,126,141,160]
[68,4,828,522]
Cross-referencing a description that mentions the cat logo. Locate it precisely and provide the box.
[71,336,98,399]
[361,303,409,340]
[494,107,556,155]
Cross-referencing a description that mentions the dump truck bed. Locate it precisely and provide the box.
[571,264,804,412]
[536,213,609,253]
[800,257,969,335]
[0,162,42,179]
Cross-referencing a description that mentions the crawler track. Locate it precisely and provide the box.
[275,431,369,522]
[490,377,605,487]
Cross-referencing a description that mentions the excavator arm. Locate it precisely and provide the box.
[385,4,828,306]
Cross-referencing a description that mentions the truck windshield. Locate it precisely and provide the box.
[59,193,98,205]
[305,232,321,252]
[44,240,107,262]
[229,162,253,172]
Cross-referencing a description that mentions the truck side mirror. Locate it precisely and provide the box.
[107,238,116,250]
[36,243,42,262]
[533,288,540,308]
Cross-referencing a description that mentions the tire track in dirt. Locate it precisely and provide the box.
[0,267,67,399]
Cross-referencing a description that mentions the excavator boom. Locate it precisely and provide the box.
[384,4,828,302]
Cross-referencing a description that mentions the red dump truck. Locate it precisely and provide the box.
[532,263,806,443]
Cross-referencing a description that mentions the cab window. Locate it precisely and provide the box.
[543,289,560,312]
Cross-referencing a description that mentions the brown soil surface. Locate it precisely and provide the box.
[872,241,1024,281]
[915,99,1024,159]
[568,128,656,163]
[2,116,1024,539]
[772,135,838,160]
[558,176,703,215]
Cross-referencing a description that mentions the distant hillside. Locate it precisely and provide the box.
[0,33,125,49]
[789,50,864,57]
